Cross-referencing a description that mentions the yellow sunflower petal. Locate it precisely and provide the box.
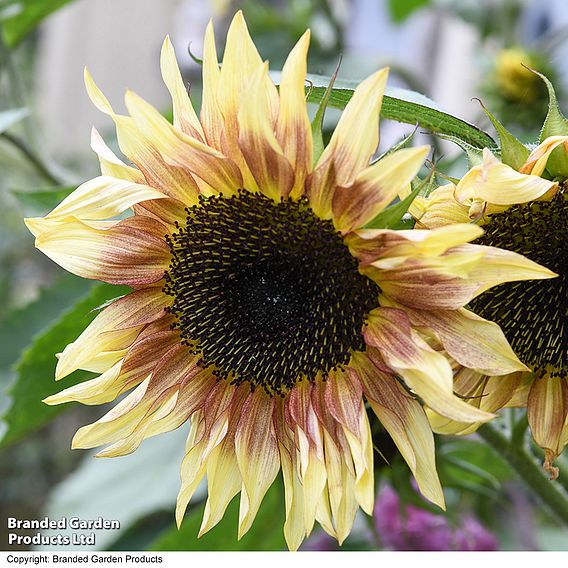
[455,148,556,207]
[527,375,568,479]
[160,35,205,141]
[308,68,389,218]
[409,183,472,228]
[352,352,445,508]
[364,307,495,423]
[90,127,145,183]
[519,135,568,176]
[275,30,313,196]
[26,215,170,287]
[333,145,429,232]
[237,62,295,200]
[380,299,529,375]
[235,390,280,539]
[45,176,165,221]
[55,287,170,380]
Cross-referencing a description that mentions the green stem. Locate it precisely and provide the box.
[478,423,568,526]
[1,131,62,186]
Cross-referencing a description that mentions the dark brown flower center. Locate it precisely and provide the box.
[164,190,379,395]
[470,190,567,378]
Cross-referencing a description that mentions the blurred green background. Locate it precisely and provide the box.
[1,0,568,552]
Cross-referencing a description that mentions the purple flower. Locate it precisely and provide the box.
[375,485,498,551]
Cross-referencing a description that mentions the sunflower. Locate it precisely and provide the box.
[411,144,566,477]
[25,12,555,549]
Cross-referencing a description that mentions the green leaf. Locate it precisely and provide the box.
[310,61,340,165]
[0,0,76,46]
[477,99,529,170]
[150,481,286,551]
[364,174,432,229]
[0,107,29,134]
[388,0,430,23]
[43,428,188,551]
[0,281,129,447]
[0,273,92,372]
[12,186,74,212]
[305,76,496,149]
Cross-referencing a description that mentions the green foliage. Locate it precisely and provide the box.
[310,61,340,165]
[0,281,129,447]
[365,174,432,229]
[12,186,74,212]
[364,185,420,230]
[0,107,28,134]
[534,69,568,178]
[388,0,431,23]
[150,481,286,551]
[305,77,496,149]
[0,0,76,46]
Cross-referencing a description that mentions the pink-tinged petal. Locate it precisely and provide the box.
[235,389,280,539]
[452,244,557,297]
[117,329,179,392]
[427,369,523,436]
[200,21,223,150]
[351,353,445,508]
[333,146,429,232]
[200,437,242,536]
[132,196,188,227]
[124,90,243,195]
[288,380,324,455]
[160,36,205,141]
[44,360,126,406]
[346,224,483,267]
[84,68,201,205]
[176,414,208,526]
[275,30,313,196]
[27,215,170,287]
[274,402,308,550]
[364,307,495,423]
[308,68,389,218]
[324,369,362,435]
[56,287,171,379]
[322,428,358,544]
[45,176,165,221]
[71,377,153,450]
[370,259,480,310]
[528,375,568,479]
[90,127,145,183]
[520,135,568,176]
[237,62,295,200]
[381,299,529,375]
[199,387,248,536]
[216,12,272,146]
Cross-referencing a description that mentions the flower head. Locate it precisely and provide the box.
[412,138,567,476]
[25,12,555,549]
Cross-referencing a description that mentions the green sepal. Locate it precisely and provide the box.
[532,68,568,178]
[534,68,568,141]
[476,99,529,170]
[364,173,433,230]
[309,61,340,166]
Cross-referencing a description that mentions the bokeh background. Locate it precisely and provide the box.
[1,0,568,552]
